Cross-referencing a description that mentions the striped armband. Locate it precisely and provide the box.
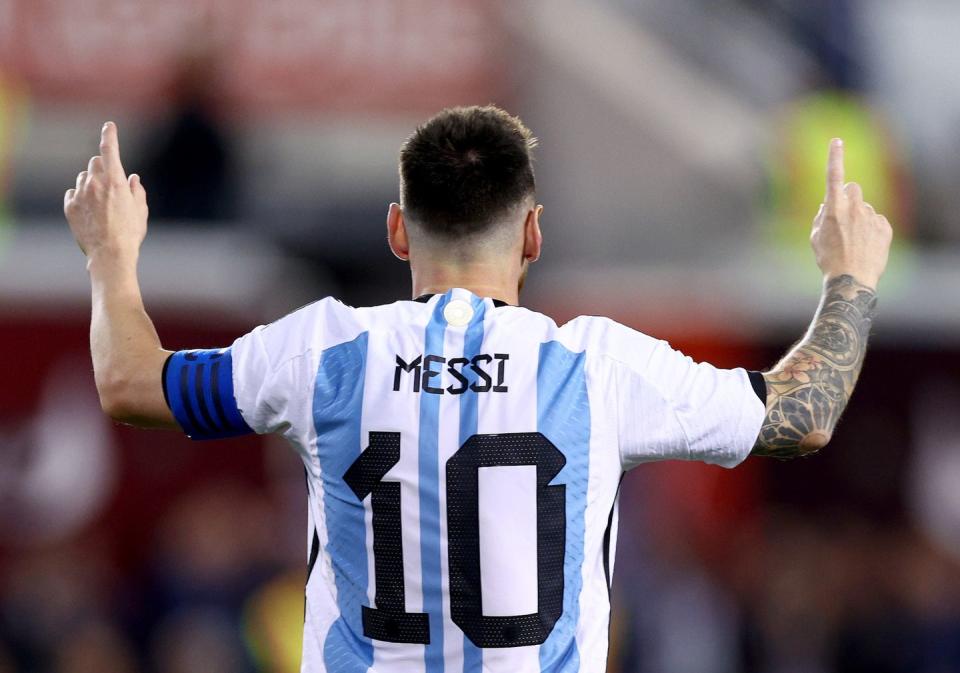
[162,348,253,440]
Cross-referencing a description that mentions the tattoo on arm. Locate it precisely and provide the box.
[752,274,878,460]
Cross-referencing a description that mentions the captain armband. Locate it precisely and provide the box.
[162,348,254,440]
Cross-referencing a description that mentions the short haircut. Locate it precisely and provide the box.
[399,105,537,240]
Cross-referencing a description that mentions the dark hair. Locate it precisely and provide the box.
[399,105,537,239]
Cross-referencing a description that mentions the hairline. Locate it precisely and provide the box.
[403,196,534,253]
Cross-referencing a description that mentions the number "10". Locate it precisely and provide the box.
[343,431,567,648]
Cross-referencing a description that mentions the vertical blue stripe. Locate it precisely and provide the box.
[537,341,590,673]
[420,294,450,673]
[314,332,374,673]
[458,296,487,673]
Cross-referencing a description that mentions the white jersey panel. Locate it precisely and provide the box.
[227,290,765,673]
[474,305,541,673]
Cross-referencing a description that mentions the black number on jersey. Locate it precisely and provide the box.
[343,432,430,643]
[343,431,567,648]
[447,432,566,647]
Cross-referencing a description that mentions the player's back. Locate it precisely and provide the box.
[219,287,764,673]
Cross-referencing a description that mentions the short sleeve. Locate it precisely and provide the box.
[229,325,299,436]
[163,299,324,440]
[613,336,766,470]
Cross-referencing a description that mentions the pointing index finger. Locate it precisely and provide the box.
[826,138,844,204]
[100,121,126,179]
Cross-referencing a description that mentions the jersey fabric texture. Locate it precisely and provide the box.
[163,288,766,673]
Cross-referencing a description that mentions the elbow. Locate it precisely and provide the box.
[798,429,832,456]
[753,427,834,461]
[96,375,137,422]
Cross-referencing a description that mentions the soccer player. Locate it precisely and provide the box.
[64,108,891,673]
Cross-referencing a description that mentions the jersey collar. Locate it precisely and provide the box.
[414,294,510,308]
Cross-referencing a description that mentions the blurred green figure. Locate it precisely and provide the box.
[0,71,26,250]
[767,91,912,287]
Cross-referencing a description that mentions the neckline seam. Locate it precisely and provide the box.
[412,293,511,308]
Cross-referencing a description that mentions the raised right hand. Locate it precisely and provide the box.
[810,139,893,290]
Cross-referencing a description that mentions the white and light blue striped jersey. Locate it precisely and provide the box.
[164,288,766,673]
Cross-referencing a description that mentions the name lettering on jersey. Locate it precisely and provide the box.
[393,353,509,395]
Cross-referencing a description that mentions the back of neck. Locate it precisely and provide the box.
[412,262,520,306]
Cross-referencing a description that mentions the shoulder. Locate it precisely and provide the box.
[555,314,665,365]
[250,297,435,362]
[261,296,341,335]
[353,298,436,328]
[239,296,350,371]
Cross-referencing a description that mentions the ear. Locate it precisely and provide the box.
[522,205,543,263]
[387,203,410,261]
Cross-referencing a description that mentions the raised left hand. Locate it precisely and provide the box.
[64,122,148,259]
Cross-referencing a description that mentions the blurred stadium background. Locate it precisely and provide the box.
[2,0,960,671]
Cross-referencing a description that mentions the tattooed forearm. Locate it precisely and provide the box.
[752,274,878,459]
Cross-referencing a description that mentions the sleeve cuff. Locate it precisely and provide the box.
[747,370,768,404]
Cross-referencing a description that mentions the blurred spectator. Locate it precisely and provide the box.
[0,642,14,673]
[909,379,960,561]
[148,480,278,608]
[144,481,283,671]
[0,541,120,672]
[138,48,238,223]
[152,609,247,673]
[53,621,141,673]
[768,0,862,90]
[243,571,305,673]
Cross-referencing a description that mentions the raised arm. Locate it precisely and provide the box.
[64,122,176,428]
[752,139,892,459]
